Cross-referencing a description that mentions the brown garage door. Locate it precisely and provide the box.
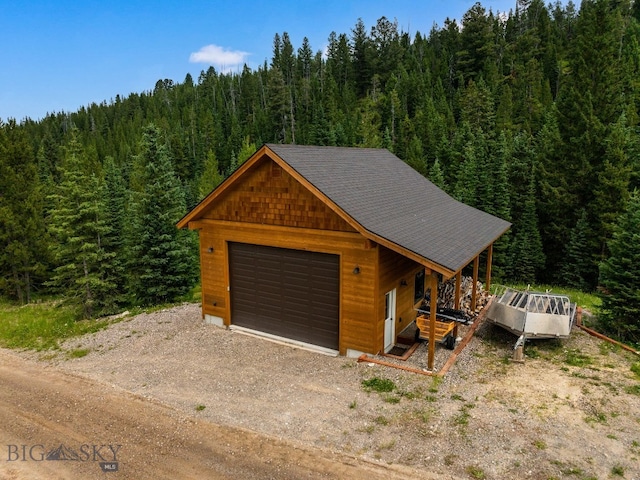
[229,242,340,350]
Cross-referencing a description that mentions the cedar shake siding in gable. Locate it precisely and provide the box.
[202,158,355,232]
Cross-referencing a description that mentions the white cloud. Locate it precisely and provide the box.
[189,44,249,69]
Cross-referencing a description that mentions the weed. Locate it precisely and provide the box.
[611,464,625,476]
[67,348,89,359]
[195,405,206,411]
[527,346,541,359]
[465,465,486,479]
[414,408,432,423]
[584,411,607,424]
[631,362,640,378]
[625,384,640,396]
[373,415,389,426]
[357,425,376,434]
[376,439,396,450]
[362,377,395,393]
[607,433,618,440]
[348,400,357,409]
[599,341,620,356]
[454,404,472,426]
[383,394,400,404]
[560,466,584,475]
[428,376,442,393]
[398,389,419,400]
[450,393,465,401]
[424,395,437,402]
[443,454,457,466]
[534,439,547,450]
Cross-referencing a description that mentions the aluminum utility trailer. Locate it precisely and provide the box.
[485,285,577,356]
[415,307,471,350]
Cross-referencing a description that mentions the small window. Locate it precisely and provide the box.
[414,269,425,303]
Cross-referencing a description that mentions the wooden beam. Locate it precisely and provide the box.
[428,271,438,371]
[471,256,479,312]
[485,244,494,292]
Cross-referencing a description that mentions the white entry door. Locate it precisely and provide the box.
[384,289,396,353]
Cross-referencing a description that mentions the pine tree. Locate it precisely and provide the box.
[0,121,49,303]
[126,124,197,306]
[198,149,224,200]
[562,209,593,291]
[47,129,114,318]
[508,175,545,284]
[101,156,128,311]
[427,157,447,190]
[598,189,640,343]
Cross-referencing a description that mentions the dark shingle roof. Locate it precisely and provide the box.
[267,144,510,274]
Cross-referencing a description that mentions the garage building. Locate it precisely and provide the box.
[177,144,510,359]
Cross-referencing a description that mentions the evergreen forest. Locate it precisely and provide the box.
[2,0,640,343]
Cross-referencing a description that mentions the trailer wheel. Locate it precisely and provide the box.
[445,334,455,350]
[414,328,421,342]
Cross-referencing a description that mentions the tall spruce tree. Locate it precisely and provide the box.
[101,156,128,311]
[126,124,197,306]
[508,175,545,284]
[47,129,114,318]
[598,189,640,343]
[562,209,592,291]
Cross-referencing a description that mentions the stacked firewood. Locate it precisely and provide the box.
[424,276,491,316]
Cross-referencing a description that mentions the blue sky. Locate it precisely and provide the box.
[2,1,525,122]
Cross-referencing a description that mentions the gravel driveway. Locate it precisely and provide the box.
[26,303,640,480]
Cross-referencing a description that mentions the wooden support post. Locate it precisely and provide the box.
[428,271,438,371]
[485,244,493,293]
[471,256,479,313]
[453,271,462,338]
[454,271,462,310]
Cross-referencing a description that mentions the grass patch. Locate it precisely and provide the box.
[382,394,400,404]
[376,439,395,451]
[533,439,547,450]
[362,377,395,393]
[67,348,90,359]
[428,376,442,393]
[465,465,486,479]
[373,415,389,426]
[564,349,593,367]
[0,299,115,351]
[611,464,625,476]
[631,362,640,379]
[625,384,640,396]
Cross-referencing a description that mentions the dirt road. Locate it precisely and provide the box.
[0,350,428,480]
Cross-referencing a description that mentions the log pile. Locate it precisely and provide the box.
[424,276,492,317]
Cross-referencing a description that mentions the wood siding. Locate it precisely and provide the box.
[378,246,424,349]
[194,220,377,355]
[202,158,356,232]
